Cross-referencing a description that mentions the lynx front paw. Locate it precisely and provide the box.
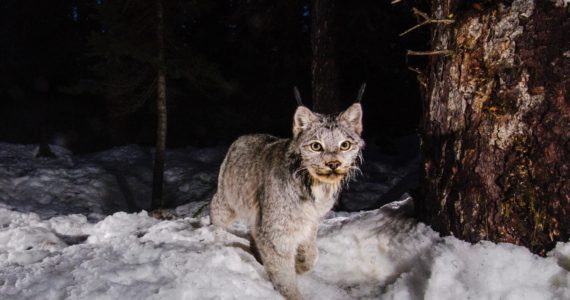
[295,257,313,274]
[295,243,318,274]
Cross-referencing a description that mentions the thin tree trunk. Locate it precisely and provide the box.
[311,0,340,114]
[417,0,569,255]
[152,0,168,210]
[36,77,56,158]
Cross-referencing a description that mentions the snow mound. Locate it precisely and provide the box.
[1,197,569,300]
[0,144,224,219]
[0,208,275,299]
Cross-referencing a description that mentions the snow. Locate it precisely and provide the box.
[1,143,569,299]
[0,143,225,219]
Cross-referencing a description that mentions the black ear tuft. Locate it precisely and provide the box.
[293,86,303,106]
[356,83,366,103]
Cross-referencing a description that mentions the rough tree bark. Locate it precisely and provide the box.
[417,0,569,255]
[151,0,168,210]
[311,0,340,114]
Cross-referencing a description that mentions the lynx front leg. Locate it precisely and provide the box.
[256,237,302,300]
[295,240,318,274]
[295,226,318,274]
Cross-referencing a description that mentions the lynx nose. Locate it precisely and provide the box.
[325,160,341,170]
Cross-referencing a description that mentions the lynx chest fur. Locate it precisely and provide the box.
[210,103,364,300]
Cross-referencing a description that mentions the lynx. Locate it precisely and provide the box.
[210,98,364,300]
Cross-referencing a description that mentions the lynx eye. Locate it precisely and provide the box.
[340,141,352,151]
[309,142,324,152]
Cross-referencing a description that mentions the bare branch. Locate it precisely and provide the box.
[407,67,422,74]
[406,49,453,56]
[399,7,454,36]
[408,67,427,89]
[412,7,430,21]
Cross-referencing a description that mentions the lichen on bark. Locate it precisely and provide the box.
[418,0,569,255]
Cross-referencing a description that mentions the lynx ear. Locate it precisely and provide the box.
[339,103,363,135]
[293,106,317,137]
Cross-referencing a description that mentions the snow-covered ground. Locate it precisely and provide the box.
[1,143,569,299]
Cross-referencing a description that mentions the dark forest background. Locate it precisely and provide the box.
[0,0,428,154]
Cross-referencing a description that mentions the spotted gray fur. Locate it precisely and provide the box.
[210,103,364,300]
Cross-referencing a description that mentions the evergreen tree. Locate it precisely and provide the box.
[89,0,225,209]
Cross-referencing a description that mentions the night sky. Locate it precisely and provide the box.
[0,0,429,153]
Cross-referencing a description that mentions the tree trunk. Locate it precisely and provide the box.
[151,0,168,210]
[417,0,569,255]
[311,0,340,114]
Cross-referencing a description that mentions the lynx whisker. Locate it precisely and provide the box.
[349,164,363,177]
[356,151,364,166]
[338,165,358,187]
[293,166,309,178]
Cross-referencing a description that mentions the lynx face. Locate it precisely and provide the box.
[293,103,364,184]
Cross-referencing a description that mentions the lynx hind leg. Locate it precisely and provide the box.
[295,241,318,274]
[209,193,236,228]
[256,237,302,300]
